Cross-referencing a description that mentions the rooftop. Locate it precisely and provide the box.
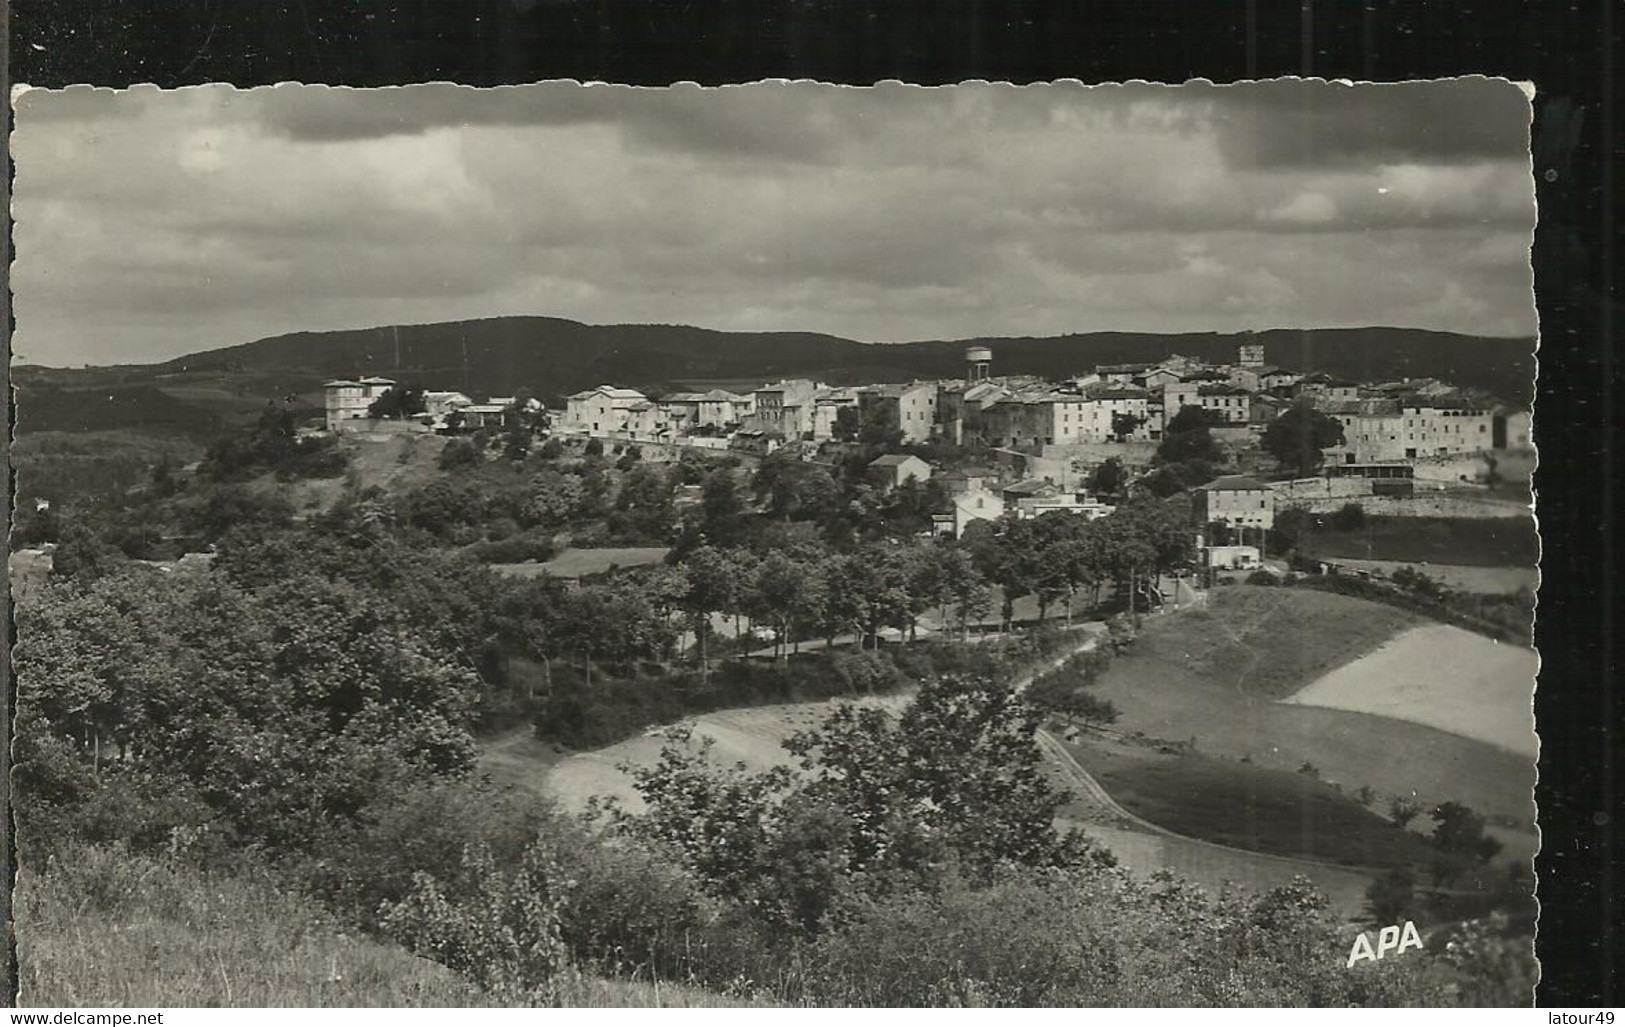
[869,453,930,468]
[1196,475,1272,492]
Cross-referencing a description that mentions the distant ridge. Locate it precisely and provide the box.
[13,316,1535,436]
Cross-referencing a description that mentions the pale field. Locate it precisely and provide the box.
[1282,624,1538,759]
[1092,598,1537,832]
[544,697,912,814]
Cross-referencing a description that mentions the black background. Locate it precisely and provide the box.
[5,0,1620,1007]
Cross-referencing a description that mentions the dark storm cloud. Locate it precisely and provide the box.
[1201,78,1532,170]
[249,81,854,163]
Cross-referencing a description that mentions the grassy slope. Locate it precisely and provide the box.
[1155,585,1422,701]
[15,844,753,1008]
[11,430,204,507]
[1093,588,1535,828]
[1300,516,1539,568]
[1065,737,1439,871]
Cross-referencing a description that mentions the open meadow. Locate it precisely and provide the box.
[1065,736,1441,872]
[1089,587,1537,839]
[492,546,671,579]
[1283,623,1537,757]
[1300,515,1538,568]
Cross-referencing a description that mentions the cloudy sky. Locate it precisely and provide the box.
[12,78,1536,367]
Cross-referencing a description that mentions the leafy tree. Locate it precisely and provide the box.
[1087,457,1128,498]
[522,470,587,529]
[48,525,129,582]
[676,546,740,676]
[1164,405,1224,435]
[1110,411,1146,441]
[1155,423,1224,468]
[382,837,572,1000]
[1388,795,1424,828]
[1428,801,1503,885]
[1261,401,1345,477]
[368,387,427,420]
[832,405,862,443]
[612,464,678,542]
[622,676,1096,932]
[1029,680,1119,732]
[439,437,482,471]
[697,469,749,546]
[1365,868,1415,925]
[1329,502,1367,532]
[857,403,905,451]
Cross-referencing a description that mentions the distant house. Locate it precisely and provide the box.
[811,387,861,441]
[1258,367,1302,391]
[423,391,474,419]
[1204,545,1262,570]
[623,400,666,437]
[1001,477,1060,505]
[867,453,933,489]
[730,430,778,456]
[859,382,939,444]
[1137,367,1183,391]
[1013,492,1114,521]
[950,486,1006,538]
[1096,362,1152,385]
[1193,475,1275,532]
[323,376,396,431]
[1297,373,1360,402]
[750,379,820,439]
[564,385,649,434]
[457,403,509,430]
[658,389,751,434]
[1195,384,1252,424]
[937,466,999,496]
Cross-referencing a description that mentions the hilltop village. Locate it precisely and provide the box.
[321,340,1534,570]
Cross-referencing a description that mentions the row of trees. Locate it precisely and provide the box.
[666,493,1193,662]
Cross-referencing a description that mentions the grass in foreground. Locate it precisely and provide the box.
[14,843,757,1008]
[1064,736,1439,871]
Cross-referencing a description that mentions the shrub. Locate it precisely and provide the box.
[555,837,720,979]
[381,838,573,1001]
[300,781,556,931]
[1329,502,1367,532]
[466,531,557,565]
[439,438,482,471]
[1389,795,1424,828]
[1246,569,1279,585]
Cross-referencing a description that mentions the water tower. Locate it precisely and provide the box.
[966,346,993,382]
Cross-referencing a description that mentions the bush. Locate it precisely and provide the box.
[466,531,557,565]
[1246,569,1279,585]
[381,838,573,1000]
[555,837,719,978]
[439,438,482,471]
[300,781,556,931]
[1329,502,1367,532]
